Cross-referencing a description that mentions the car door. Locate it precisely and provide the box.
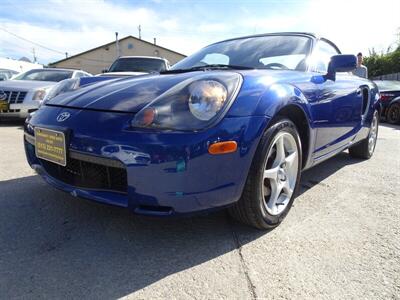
[309,40,362,160]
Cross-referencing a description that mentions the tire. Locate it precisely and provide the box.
[229,118,302,230]
[349,110,379,159]
[386,103,400,124]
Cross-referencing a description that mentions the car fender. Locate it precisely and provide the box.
[254,83,315,169]
[389,96,400,107]
[253,83,312,118]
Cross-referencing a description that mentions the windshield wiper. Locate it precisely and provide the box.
[160,64,254,74]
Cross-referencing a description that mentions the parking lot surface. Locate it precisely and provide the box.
[0,120,399,299]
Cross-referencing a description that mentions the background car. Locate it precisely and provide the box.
[0,68,91,119]
[99,56,169,77]
[0,68,19,81]
[375,80,400,124]
[24,33,380,229]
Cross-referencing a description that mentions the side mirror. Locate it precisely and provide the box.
[324,55,357,81]
[101,69,108,73]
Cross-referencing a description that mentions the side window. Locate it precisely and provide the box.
[311,40,339,73]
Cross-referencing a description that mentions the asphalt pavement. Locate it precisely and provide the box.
[0,120,399,299]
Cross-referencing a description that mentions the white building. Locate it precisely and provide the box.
[0,57,43,73]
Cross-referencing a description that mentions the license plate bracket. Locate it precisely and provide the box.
[34,127,67,166]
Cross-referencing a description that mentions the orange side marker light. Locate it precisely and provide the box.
[208,141,238,155]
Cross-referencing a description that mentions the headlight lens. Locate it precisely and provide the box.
[131,72,241,131]
[188,80,227,121]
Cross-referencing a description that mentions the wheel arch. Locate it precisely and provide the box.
[389,96,400,107]
[255,83,315,170]
[273,104,312,169]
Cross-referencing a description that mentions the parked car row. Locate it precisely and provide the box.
[0,56,170,119]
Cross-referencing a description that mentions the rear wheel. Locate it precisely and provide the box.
[229,118,302,229]
[349,110,379,159]
[386,103,400,124]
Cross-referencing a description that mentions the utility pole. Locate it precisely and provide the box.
[138,25,142,39]
[65,52,68,59]
[115,32,120,58]
[32,48,37,63]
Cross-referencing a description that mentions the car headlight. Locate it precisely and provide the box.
[33,87,53,101]
[131,72,242,131]
[188,80,228,121]
[44,78,81,102]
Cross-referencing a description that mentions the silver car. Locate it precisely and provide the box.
[0,69,19,81]
[0,68,91,119]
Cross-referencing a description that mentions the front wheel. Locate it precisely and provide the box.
[229,118,302,230]
[349,110,379,159]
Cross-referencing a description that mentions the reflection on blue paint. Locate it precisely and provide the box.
[311,75,325,84]
[176,159,186,172]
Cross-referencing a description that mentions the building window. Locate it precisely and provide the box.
[127,43,133,49]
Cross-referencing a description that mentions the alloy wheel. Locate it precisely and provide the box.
[262,132,299,215]
[368,112,378,155]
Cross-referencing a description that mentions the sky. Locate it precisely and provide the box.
[0,0,399,65]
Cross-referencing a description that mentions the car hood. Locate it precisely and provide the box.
[46,72,213,113]
[0,80,56,91]
[45,69,310,114]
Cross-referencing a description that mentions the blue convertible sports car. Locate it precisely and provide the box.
[24,33,380,229]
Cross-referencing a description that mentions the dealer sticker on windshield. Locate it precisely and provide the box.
[34,127,67,166]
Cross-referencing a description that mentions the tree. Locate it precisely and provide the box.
[364,28,400,78]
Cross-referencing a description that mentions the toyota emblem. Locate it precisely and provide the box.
[56,112,71,122]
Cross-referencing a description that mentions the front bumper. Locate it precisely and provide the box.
[24,106,269,216]
[0,102,40,119]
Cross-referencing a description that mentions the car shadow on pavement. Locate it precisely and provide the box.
[0,152,363,298]
[298,151,364,196]
[0,175,263,298]
[0,118,25,129]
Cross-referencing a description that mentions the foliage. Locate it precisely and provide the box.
[364,29,400,78]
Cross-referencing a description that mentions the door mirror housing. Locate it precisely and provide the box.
[324,55,357,81]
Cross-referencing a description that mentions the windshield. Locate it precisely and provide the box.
[13,69,73,82]
[375,81,400,91]
[108,58,166,72]
[172,35,312,71]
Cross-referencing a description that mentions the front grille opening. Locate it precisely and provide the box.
[2,91,27,104]
[135,205,173,215]
[39,157,127,194]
